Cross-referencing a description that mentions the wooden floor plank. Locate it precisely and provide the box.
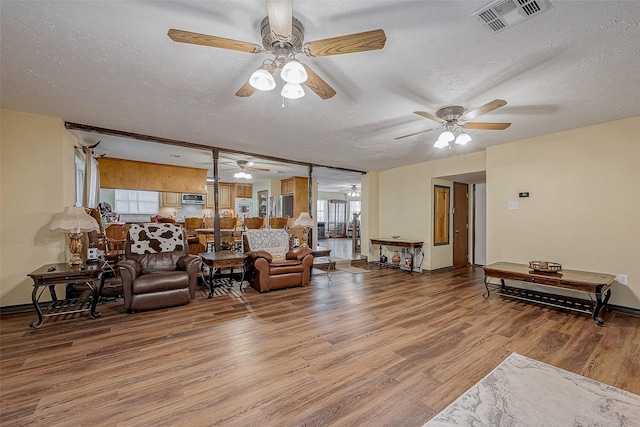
[1,266,639,426]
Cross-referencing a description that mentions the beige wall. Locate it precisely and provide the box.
[487,116,640,308]
[367,152,486,270]
[1,109,79,306]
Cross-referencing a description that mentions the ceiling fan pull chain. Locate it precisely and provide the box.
[282,95,286,109]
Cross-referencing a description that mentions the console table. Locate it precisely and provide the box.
[27,262,104,329]
[483,262,614,325]
[369,238,424,275]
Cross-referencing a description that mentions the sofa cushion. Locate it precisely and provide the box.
[269,259,306,275]
[132,271,190,294]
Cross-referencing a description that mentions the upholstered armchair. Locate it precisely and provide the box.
[118,223,199,312]
[243,229,313,292]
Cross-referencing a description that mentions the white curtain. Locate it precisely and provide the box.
[82,147,100,208]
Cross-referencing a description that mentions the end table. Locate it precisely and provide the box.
[27,262,104,329]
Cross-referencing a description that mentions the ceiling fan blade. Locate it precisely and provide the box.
[248,167,270,172]
[414,111,446,124]
[463,122,512,130]
[303,29,386,57]
[302,64,336,99]
[460,99,507,121]
[168,29,263,53]
[267,0,293,41]
[235,80,256,97]
[395,128,438,140]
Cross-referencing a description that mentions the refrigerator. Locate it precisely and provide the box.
[270,195,294,218]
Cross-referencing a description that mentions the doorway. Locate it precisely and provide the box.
[453,182,469,268]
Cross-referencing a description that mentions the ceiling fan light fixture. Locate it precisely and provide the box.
[249,68,276,91]
[280,59,308,84]
[434,130,454,148]
[455,132,472,145]
[281,83,305,99]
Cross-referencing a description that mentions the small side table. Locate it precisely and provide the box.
[311,246,332,280]
[199,252,247,298]
[27,262,104,329]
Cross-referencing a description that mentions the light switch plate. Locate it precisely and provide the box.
[508,201,518,210]
[617,274,628,285]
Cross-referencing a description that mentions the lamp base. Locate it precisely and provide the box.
[68,253,83,266]
[68,232,84,266]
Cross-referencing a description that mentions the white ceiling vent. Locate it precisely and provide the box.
[472,0,552,33]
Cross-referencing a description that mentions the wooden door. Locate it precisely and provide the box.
[453,182,469,269]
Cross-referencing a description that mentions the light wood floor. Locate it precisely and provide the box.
[1,266,639,426]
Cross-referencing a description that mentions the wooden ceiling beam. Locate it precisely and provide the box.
[65,122,366,175]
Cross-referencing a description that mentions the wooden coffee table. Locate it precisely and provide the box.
[199,251,246,298]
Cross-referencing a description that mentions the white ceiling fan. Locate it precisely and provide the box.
[396,99,512,148]
[167,0,387,100]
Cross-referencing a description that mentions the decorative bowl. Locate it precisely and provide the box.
[390,235,400,239]
[529,261,562,273]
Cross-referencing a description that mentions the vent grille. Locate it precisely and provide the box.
[472,0,552,33]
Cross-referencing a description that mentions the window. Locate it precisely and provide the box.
[115,189,159,214]
[316,199,328,222]
[349,200,361,217]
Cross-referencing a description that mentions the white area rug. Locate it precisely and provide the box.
[424,352,640,427]
[333,258,352,269]
[336,266,370,274]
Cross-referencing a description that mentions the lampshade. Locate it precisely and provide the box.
[49,206,99,232]
[249,68,276,91]
[434,130,455,148]
[455,132,472,145]
[281,83,305,99]
[280,59,308,84]
[293,212,315,228]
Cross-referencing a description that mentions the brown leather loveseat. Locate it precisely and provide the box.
[243,229,313,292]
[118,223,199,312]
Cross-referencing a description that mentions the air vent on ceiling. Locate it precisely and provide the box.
[472,0,552,33]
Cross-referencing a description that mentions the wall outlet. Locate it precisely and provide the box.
[617,274,628,285]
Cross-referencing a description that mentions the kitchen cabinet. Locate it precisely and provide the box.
[235,183,253,198]
[219,183,232,209]
[161,192,181,208]
[281,177,308,219]
[281,178,295,195]
[205,185,215,209]
[204,183,234,209]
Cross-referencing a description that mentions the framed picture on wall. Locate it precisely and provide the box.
[434,185,450,245]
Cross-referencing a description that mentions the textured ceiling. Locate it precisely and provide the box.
[2,1,639,192]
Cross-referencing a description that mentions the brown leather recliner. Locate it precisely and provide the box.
[118,223,199,312]
[243,229,313,292]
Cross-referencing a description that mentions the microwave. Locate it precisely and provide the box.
[181,193,205,204]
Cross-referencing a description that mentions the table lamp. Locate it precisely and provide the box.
[293,212,315,248]
[49,206,100,265]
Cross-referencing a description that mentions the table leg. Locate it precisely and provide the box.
[90,277,103,319]
[592,286,611,326]
[483,276,491,298]
[30,284,44,329]
[410,248,415,275]
[239,265,247,293]
[207,265,216,299]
